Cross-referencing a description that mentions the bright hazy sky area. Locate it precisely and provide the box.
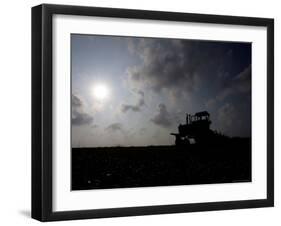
[71,34,251,147]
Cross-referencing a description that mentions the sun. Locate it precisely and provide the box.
[92,83,109,100]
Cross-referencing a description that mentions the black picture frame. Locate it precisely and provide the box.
[32,4,274,222]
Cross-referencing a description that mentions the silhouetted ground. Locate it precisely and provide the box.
[72,138,251,190]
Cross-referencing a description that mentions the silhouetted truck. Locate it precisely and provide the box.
[171,111,216,145]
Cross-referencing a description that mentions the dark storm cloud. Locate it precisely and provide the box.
[72,94,93,126]
[106,123,123,132]
[218,65,251,101]
[127,39,228,96]
[232,65,251,92]
[151,104,172,128]
[127,39,197,94]
[217,103,236,130]
[205,64,251,110]
[121,90,145,113]
[216,102,250,137]
[203,64,251,137]
[127,39,251,105]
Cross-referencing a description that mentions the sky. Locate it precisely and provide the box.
[71,34,251,147]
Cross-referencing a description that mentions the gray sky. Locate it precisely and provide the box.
[71,34,251,147]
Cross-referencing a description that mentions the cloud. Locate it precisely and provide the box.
[127,39,194,94]
[217,103,236,130]
[205,64,251,108]
[127,39,252,118]
[151,103,172,128]
[218,65,251,101]
[232,65,251,92]
[205,98,216,109]
[72,94,93,126]
[106,123,123,132]
[126,39,232,99]
[121,105,141,112]
[216,101,250,137]
[121,90,145,113]
[72,94,82,107]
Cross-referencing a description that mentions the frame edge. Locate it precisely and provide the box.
[31,4,43,221]
[266,18,274,207]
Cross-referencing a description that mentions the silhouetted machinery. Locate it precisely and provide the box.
[171,111,216,145]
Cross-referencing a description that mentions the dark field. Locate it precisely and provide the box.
[72,138,251,190]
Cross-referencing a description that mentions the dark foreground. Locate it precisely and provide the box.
[72,138,251,190]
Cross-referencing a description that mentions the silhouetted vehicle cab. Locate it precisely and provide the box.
[171,111,225,145]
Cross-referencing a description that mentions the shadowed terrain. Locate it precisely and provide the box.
[72,137,251,190]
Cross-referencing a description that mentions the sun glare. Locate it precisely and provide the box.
[92,83,109,100]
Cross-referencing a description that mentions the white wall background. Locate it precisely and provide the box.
[0,0,279,225]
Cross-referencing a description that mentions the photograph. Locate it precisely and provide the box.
[71,34,252,190]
